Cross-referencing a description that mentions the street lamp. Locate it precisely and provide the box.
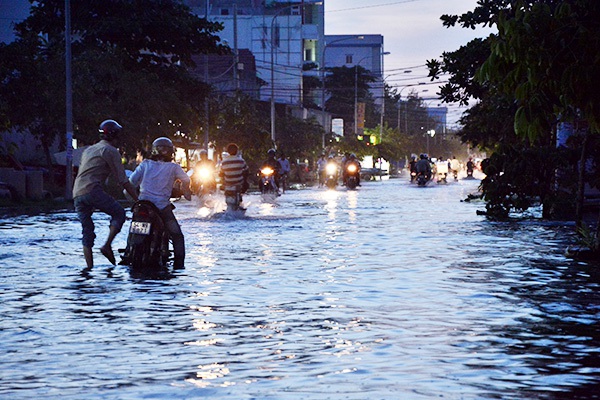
[321,35,363,148]
[270,2,323,144]
[378,50,390,141]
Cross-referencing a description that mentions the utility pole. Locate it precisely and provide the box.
[64,0,73,200]
[204,0,210,150]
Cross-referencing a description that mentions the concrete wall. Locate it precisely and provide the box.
[0,168,46,200]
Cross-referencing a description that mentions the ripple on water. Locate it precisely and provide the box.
[1,179,599,399]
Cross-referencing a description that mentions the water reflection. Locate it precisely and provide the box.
[0,179,599,398]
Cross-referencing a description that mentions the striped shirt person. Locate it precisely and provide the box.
[220,143,248,188]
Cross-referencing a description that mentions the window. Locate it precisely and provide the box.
[261,25,268,49]
[346,54,353,64]
[305,48,313,62]
[220,8,229,15]
[273,25,280,48]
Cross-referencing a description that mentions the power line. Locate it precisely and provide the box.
[328,0,421,13]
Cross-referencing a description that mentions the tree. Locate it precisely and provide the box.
[430,0,600,253]
[0,0,227,164]
[477,0,600,229]
[324,65,377,135]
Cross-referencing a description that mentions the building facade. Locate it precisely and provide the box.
[184,0,324,107]
[322,34,385,108]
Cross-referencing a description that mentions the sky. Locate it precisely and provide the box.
[325,0,496,127]
[0,0,495,127]
[0,0,29,44]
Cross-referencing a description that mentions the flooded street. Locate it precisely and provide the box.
[1,174,599,399]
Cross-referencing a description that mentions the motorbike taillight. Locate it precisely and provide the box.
[136,207,151,219]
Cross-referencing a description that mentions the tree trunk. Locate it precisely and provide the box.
[575,131,589,229]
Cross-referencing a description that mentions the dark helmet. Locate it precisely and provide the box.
[151,137,174,161]
[267,148,276,156]
[199,149,208,159]
[420,153,427,160]
[98,119,122,141]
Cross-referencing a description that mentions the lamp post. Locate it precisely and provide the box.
[421,99,437,155]
[321,35,363,148]
[378,48,389,142]
[270,2,323,145]
[64,0,73,200]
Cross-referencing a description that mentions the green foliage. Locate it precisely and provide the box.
[480,144,575,219]
[576,224,600,253]
[431,0,600,225]
[275,116,324,163]
[324,65,377,133]
[478,0,600,139]
[0,0,225,159]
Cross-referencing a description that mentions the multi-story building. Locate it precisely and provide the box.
[322,34,385,108]
[184,0,324,107]
[426,106,448,136]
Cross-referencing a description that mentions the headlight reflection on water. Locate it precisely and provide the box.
[185,363,232,388]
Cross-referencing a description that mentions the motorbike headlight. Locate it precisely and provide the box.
[347,164,357,173]
[261,167,274,176]
[198,167,211,180]
[326,164,337,174]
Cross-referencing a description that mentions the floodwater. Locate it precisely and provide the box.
[1,173,599,399]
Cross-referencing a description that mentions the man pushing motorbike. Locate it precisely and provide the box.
[73,119,139,268]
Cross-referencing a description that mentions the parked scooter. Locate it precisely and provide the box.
[119,200,171,274]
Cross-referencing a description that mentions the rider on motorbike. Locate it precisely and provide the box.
[220,143,249,196]
[277,152,291,192]
[466,157,475,177]
[343,153,361,186]
[415,153,432,181]
[409,155,418,182]
[191,149,217,194]
[449,156,460,180]
[128,137,192,269]
[260,148,281,193]
[316,153,328,187]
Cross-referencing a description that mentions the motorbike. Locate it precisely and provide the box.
[451,169,459,181]
[325,162,338,189]
[223,184,244,212]
[466,160,475,178]
[345,163,360,190]
[259,166,278,195]
[119,200,171,274]
[410,171,417,183]
[190,164,217,197]
[416,171,430,186]
[436,162,449,184]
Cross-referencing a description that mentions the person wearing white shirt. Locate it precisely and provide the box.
[129,137,191,269]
